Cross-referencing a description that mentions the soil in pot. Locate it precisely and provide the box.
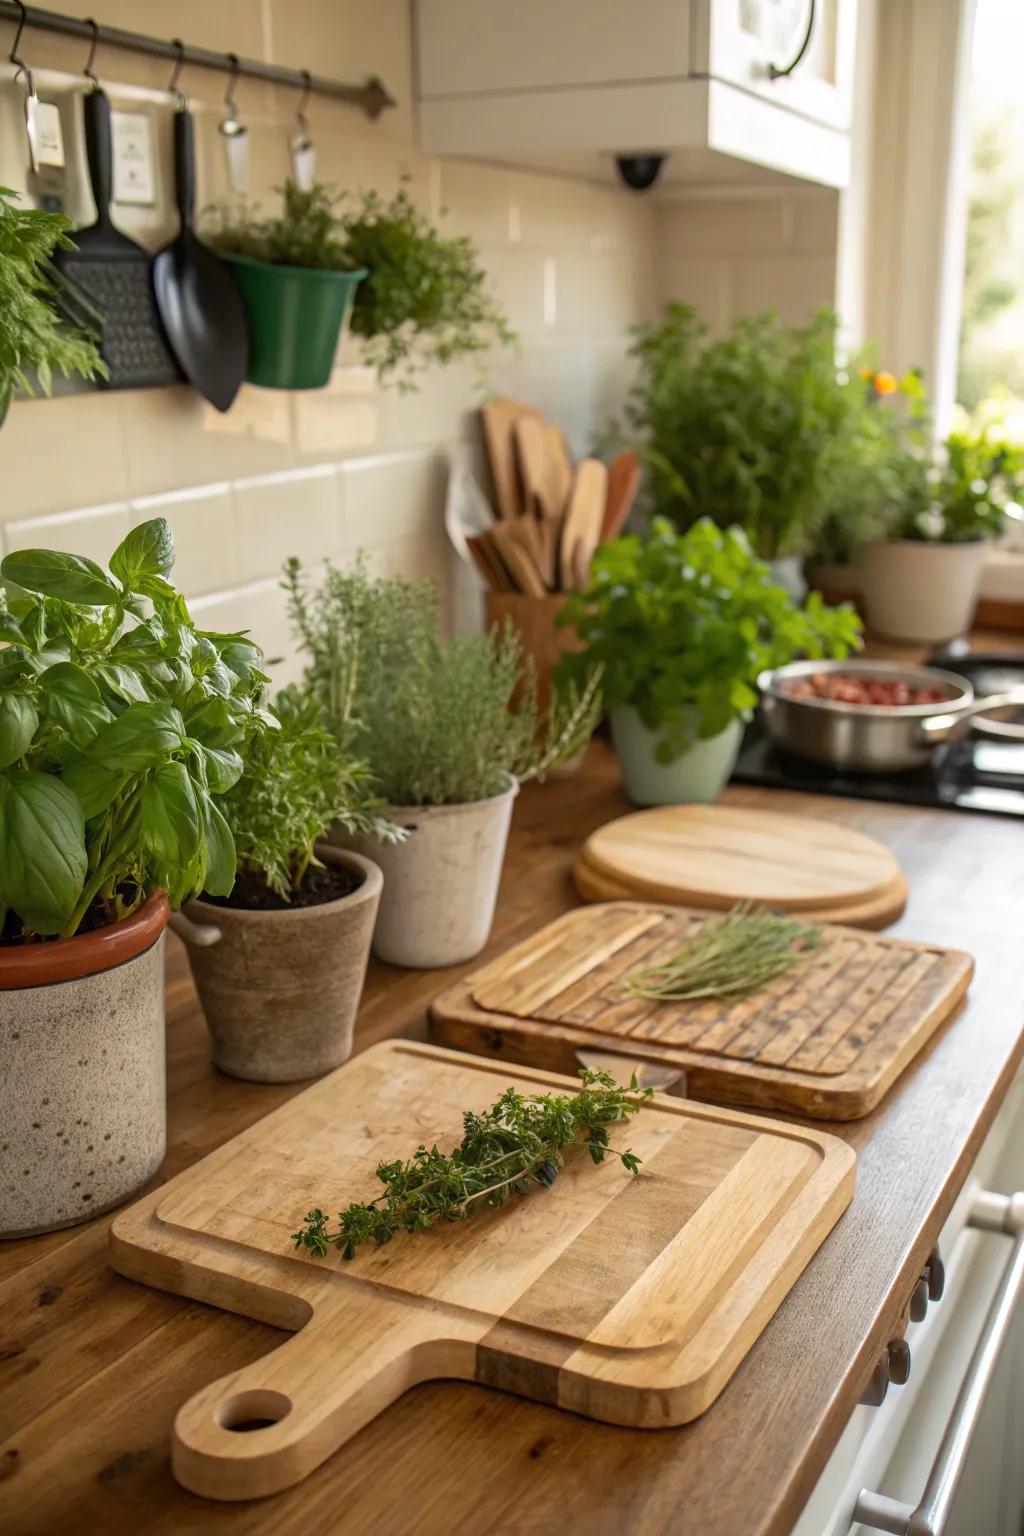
[175,846,381,1085]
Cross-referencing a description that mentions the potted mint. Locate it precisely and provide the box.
[861,429,1024,642]
[206,179,512,392]
[173,689,399,1083]
[557,518,862,806]
[285,558,600,968]
[0,186,105,424]
[0,519,265,1235]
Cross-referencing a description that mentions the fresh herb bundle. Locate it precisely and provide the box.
[293,1068,652,1261]
[625,906,824,1002]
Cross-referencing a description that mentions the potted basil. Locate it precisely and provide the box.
[206,179,513,392]
[284,558,601,968]
[861,429,1024,642]
[173,689,399,1083]
[0,519,265,1236]
[557,518,862,806]
[0,186,105,425]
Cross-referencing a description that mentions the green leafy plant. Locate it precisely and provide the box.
[293,1067,652,1261]
[206,179,515,390]
[624,905,823,1001]
[881,427,1024,544]
[0,518,267,941]
[556,518,861,762]
[283,557,602,806]
[218,686,399,902]
[620,304,890,560]
[0,187,105,417]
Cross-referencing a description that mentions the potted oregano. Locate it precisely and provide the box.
[556,518,861,806]
[0,519,265,1235]
[172,688,398,1083]
[205,179,513,392]
[0,186,105,424]
[284,558,601,968]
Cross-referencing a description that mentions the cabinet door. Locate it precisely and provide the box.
[693,0,857,130]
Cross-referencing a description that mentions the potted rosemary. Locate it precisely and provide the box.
[206,179,512,392]
[557,518,861,806]
[285,558,601,968]
[173,689,398,1083]
[0,186,105,424]
[861,428,1024,642]
[0,518,265,1235]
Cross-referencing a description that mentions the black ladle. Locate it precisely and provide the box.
[153,108,249,412]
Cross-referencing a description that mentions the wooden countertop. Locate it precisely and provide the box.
[3,743,1024,1536]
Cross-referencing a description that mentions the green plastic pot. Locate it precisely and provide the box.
[220,254,368,390]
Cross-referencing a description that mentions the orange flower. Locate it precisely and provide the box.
[873,370,898,395]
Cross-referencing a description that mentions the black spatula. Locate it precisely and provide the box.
[56,88,180,390]
[153,108,249,412]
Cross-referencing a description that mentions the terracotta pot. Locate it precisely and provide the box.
[861,539,987,643]
[174,846,381,1083]
[0,894,170,1239]
[344,774,518,969]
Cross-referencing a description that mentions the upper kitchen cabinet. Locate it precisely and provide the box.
[414,0,857,191]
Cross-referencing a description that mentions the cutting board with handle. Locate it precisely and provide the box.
[430,906,973,1120]
[111,1040,854,1500]
[561,458,608,586]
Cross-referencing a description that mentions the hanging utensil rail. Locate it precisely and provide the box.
[0,0,396,118]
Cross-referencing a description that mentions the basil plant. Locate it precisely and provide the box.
[0,518,270,941]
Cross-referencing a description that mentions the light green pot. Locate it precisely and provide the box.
[610,706,743,806]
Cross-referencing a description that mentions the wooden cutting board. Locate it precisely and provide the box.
[572,849,909,930]
[430,905,973,1120]
[110,1041,854,1500]
[582,805,904,914]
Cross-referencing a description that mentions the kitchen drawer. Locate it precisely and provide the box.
[793,1068,1024,1536]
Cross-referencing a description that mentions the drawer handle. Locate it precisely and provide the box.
[853,1189,1024,1536]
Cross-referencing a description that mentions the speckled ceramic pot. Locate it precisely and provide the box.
[173,846,381,1084]
[0,894,169,1239]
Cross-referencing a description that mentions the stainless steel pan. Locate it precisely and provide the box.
[757,659,1024,773]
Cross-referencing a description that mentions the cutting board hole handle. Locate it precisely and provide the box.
[217,1389,291,1433]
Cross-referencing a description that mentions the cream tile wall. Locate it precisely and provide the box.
[0,0,658,684]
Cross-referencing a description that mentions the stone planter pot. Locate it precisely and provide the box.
[0,894,169,1239]
[861,539,987,643]
[172,846,381,1084]
[610,706,743,806]
[345,774,518,969]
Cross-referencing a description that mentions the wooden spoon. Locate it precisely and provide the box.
[602,451,641,541]
[561,459,608,588]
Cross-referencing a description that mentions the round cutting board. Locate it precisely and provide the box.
[581,805,903,915]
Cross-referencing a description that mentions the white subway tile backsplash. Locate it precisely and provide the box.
[0,394,129,521]
[340,450,447,550]
[130,483,235,599]
[233,465,341,585]
[4,502,132,563]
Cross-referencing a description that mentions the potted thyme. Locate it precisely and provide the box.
[556,518,861,806]
[0,186,105,423]
[284,558,601,968]
[0,518,265,1235]
[206,179,513,392]
[173,688,398,1083]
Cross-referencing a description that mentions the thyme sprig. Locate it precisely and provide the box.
[624,904,824,1002]
[293,1069,653,1261]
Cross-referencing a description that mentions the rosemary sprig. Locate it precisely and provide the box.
[624,904,824,1002]
[292,1068,653,1261]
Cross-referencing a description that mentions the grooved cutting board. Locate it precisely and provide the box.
[582,805,904,914]
[430,906,973,1120]
[110,1041,855,1500]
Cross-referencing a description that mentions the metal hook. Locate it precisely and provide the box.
[223,50,240,122]
[8,0,35,96]
[296,68,312,132]
[83,16,100,87]
[168,37,187,110]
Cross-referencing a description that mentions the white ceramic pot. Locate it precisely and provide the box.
[610,706,744,806]
[769,554,808,604]
[0,895,169,1238]
[346,774,519,969]
[861,539,987,643]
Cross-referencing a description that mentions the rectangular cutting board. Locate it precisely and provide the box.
[430,904,974,1120]
[110,1040,855,1501]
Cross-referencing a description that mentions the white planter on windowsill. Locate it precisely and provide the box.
[861,539,988,643]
